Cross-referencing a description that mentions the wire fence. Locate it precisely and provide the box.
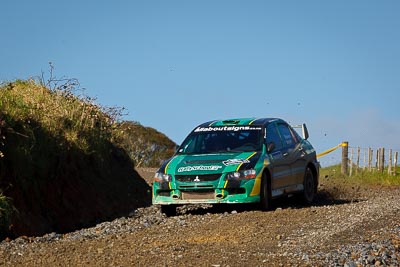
[317,142,399,176]
[347,146,399,176]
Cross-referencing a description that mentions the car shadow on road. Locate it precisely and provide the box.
[174,189,367,216]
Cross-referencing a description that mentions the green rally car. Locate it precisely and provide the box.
[152,118,319,215]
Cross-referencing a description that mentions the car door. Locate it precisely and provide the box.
[265,123,292,190]
[287,126,309,185]
[276,123,305,186]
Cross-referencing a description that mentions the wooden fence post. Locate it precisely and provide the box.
[363,149,367,171]
[341,142,349,175]
[356,147,360,173]
[388,149,392,175]
[394,152,398,176]
[349,148,354,176]
[368,148,372,172]
[379,148,385,173]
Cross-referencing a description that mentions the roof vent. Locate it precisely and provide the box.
[222,120,240,125]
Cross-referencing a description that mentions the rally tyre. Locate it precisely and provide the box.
[302,167,315,204]
[161,205,176,217]
[260,173,272,211]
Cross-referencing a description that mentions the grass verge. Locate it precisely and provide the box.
[320,164,400,186]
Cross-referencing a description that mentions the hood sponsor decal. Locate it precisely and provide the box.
[194,126,262,132]
[177,165,222,172]
[222,159,250,166]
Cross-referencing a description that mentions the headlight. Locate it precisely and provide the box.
[225,169,256,180]
[154,172,172,182]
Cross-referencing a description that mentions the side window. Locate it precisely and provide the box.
[291,126,302,142]
[266,124,283,151]
[277,124,297,148]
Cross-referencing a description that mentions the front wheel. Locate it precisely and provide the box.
[302,167,315,204]
[260,173,272,211]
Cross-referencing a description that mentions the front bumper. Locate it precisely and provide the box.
[152,178,261,205]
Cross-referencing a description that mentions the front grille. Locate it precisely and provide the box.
[181,190,215,200]
[175,174,221,182]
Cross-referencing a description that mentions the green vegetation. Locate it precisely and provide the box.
[0,74,175,238]
[320,164,400,186]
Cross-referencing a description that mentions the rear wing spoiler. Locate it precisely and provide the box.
[292,123,309,140]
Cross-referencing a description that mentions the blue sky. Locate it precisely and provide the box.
[1,0,399,166]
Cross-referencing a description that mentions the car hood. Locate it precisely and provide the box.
[162,152,261,175]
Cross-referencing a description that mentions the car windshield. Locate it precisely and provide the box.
[177,125,263,154]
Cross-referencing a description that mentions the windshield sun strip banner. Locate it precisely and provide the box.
[194,126,262,132]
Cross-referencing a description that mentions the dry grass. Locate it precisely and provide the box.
[0,79,122,153]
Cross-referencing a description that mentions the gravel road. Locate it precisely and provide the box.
[1,169,399,266]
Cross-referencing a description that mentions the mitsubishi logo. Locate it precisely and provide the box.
[193,176,200,182]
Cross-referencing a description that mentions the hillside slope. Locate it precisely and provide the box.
[0,79,174,238]
[117,121,176,167]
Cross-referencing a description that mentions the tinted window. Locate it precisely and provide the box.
[266,123,283,151]
[291,127,302,142]
[277,124,297,148]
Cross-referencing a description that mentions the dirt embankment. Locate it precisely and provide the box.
[1,125,151,238]
[1,79,172,239]
[1,170,399,266]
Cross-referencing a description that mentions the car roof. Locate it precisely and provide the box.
[197,118,283,127]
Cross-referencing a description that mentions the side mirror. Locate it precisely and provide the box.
[302,123,309,140]
[267,142,275,153]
